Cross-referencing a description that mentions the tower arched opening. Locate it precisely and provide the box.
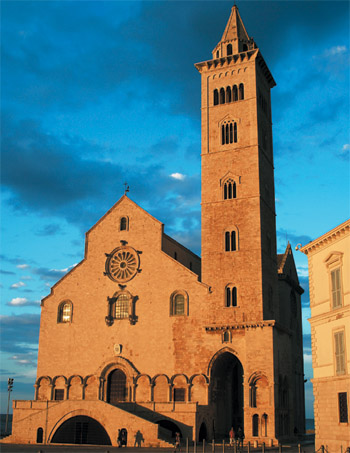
[209,352,243,438]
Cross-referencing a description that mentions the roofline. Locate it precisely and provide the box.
[162,232,201,261]
[299,219,350,255]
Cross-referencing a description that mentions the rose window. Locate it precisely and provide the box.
[105,246,139,283]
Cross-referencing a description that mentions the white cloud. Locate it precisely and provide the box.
[10,281,26,289]
[342,144,350,152]
[17,264,29,269]
[324,45,347,57]
[8,297,28,306]
[170,172,186,181]
[296,266,309,278]
[50,263,78,273]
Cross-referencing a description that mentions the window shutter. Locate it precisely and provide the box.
[331,268,341,308]
[334,331,345,374]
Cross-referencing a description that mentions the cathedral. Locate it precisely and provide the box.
[7,6,305,447]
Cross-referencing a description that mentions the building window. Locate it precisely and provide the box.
[331,268,342,308]
[57,301,72,323]
[214,89,219,106]
[115,293,130,319]
[120,217,128,231]
[36,428,43,443]
[227,44,233,56]
[223,331,230,343]
[226,86,232,103]
[334,330,346,375]
[221,122,237,145]
[250,385,257,408]
[232,85,238,101]
[223,179,237,200]
[239,83,244,100]
[170,291,188,316]
[220,88,225,104]
[252,414,259,437]
[339,392,348,423]
[54,389,64,401]
[226,286,237,307]
[174,388,186,402]
[225,230,237,251]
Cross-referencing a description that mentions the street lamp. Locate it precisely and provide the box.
[5,378,14,435]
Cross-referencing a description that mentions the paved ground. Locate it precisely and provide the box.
[0,440,316,453]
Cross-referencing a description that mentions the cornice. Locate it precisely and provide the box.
[195,49,258,73]
[308,304,350,325]
[299,219,350,255]
[204,320,287,332]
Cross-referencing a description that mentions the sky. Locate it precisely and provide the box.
[1,0,349,419]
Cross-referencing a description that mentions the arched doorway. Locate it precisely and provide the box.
[210,351,243,438]
[51,415,111,445]
[198,422,207,441]
[107,369,127,404]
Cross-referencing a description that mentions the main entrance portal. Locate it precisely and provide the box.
[210,352,243,438]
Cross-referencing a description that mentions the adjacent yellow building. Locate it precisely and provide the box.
[300,219,350,451]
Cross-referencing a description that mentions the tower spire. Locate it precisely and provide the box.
[212,5,256,59]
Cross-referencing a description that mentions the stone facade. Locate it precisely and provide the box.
[7,6,305,447]
[300,220,350,452]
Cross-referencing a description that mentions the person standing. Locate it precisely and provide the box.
[237,427,244,450]
[174,431,182,452]
[229,427,235,446]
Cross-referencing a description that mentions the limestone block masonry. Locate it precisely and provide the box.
[5,5,305,448]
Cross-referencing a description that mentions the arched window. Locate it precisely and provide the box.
[213,89,219,106]
[223,331,230,343]
[223,179,236,200]
[221,122,237,145]
[262,414,268,437]
[225,230,238,251]
[220,88,225,104]
[36,427,43,443]
[170,291,188,316]
[226,86,232,103]
[120,217,128,231]
[115,293,129,319]
[227,44,233,56]
[58,301,73,323]
[239,83,244,100]
[232,85,238,101]
[216,50,219,58]
[252,414,259,437]
[225,286,237,307]
[250,384,257,407]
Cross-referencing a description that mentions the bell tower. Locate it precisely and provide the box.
[195,5,278,323]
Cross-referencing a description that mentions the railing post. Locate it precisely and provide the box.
[194,440,197,453]
[212,439,215,453]
[203,439,205,453]
[262,442,265,453]
[186,437,189,453]
[223,439,225,453]
[248,441,250,453]
[279,443,282,453]
[298,444,301,453]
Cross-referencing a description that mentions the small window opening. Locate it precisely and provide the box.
[115,293,129,319]
[226,86,232,103]
[239,83,244,100]
[36,428,44,443]
[54,389,64,401]
[339,392,348,423]
[174,294,185,315]
[234,122,238,143]
[223,331,230,343]
[216,50,219,58]
[214,89,219,106]
[227,44,233,56]
[174,388,186,402]
[220,88,225,104]
[120,217,127,231]
[232,85,238,101]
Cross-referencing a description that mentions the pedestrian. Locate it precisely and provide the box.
[237,426,244,450]
[174,431,182,452]
[117,429,122,448]
[229,426,235,447]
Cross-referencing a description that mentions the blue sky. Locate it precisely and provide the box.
[1,1,349,419]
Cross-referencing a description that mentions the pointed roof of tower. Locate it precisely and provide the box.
[220,5,250,44]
